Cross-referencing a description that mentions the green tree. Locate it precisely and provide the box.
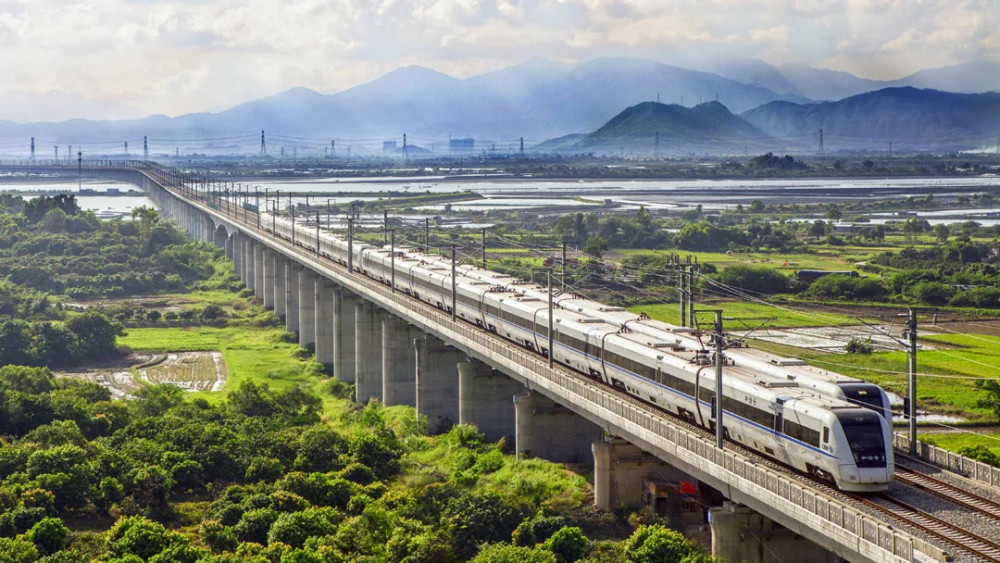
[26,517,70,555]
[445,492,527,558]
[267,508,339,548]
[808,220,828,240]
[470,544,557,563]
[543,526,588,562]
[106,516,177,560]
[623,525,703,563]
[933,224,950,243]
[582,236,607,259]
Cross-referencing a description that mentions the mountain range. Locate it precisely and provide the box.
[0,56,997,155]
[540,87,1000,154]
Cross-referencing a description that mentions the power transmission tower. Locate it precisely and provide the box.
[520,137,524,156]
[260,130,266,157]
[331,140,335,157]
[144,136,148,158]
[124,141,128,156]
[54,146,58,161]
[819,128,824,155]
[403,134,407,159]
[30,137,35,161]
[655,131,660,158]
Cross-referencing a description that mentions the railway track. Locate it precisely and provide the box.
[861,494,1000,563]
[895,465,1000,524]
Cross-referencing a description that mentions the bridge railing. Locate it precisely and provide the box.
[147,165,939,563]
[895,433,1000,488]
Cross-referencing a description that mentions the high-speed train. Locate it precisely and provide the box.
[261,213,893,492]
[417,251,894,420]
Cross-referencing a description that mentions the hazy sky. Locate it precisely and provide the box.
[0,0,997,121]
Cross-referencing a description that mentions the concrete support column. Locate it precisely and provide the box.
[262,249,275,309]
[224,234,234,260]
[382,316,420,407]
[298,269,317,348]
[253,244,265,300]
[332,289,359,382]
[514,391,603,463]
[415,336,463,434]
[285,262,301,334]
[243,239,255,290]
[710,502,838,563]
[458,359,523,444]
[354,300,384,404]
[592,437,689,512]
[232,234,242,276]
[315,278,334,368]
[273,254,286,320]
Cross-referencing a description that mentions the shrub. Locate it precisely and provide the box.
[803,274,886,301]
[470,543,557,563]
[543,526,588,562]
[712,266,787,295]
[27,517,70,555]
[844,337,874,355]
[267,508,339,548]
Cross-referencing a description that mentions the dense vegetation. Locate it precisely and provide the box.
[0,195,241,369]
[0,197,717,561]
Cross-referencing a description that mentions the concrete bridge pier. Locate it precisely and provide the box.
[381,315,420,407]
[202,215,214,244]
[262,249,275,309]
[710,502,838,563]
[243,239,255,291]
[332,288,359,382]
[224,233,234,259]
[231,234,242,277]
[592,437,688,512]
[458,359,522,445]
[514,391,603,463]
[354,300,385,403]
[415,336,463,434]
[253,245,265,300]
[314,278,335,369]
[298,269,317,348]
[273,253,286,320]
[284,262,301,334]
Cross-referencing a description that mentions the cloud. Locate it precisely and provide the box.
[0,0,994,120]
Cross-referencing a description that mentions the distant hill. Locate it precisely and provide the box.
[0,57,802,150]
[537,101,766,155]
[741,87,1000,150]
[776,60,1000,102]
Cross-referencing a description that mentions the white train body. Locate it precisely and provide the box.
[256,214,893,492]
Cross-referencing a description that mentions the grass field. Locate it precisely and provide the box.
[118,326,321,404]
[629,300,859,329]
[782,332,1000,420]
[920,432,1000,459]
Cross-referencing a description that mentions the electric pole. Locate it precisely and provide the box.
[424,218,430,253]
[714,310,725,450]
[77,151,82,191]
[315,211,320,254]
[561,242,567,291]
[347,218,354,272]
[906,308,918,454]
[481,229,487,269]
[390,230,396,292]
[655,131,659,158]
[451,246,457,321]
[548,272,554,368]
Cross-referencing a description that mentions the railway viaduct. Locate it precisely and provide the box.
[2,161,953,563]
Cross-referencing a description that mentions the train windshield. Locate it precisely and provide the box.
[839,384,887,419]
[836,410,887,468]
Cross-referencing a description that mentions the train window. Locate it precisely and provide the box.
[823,427,830,444]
